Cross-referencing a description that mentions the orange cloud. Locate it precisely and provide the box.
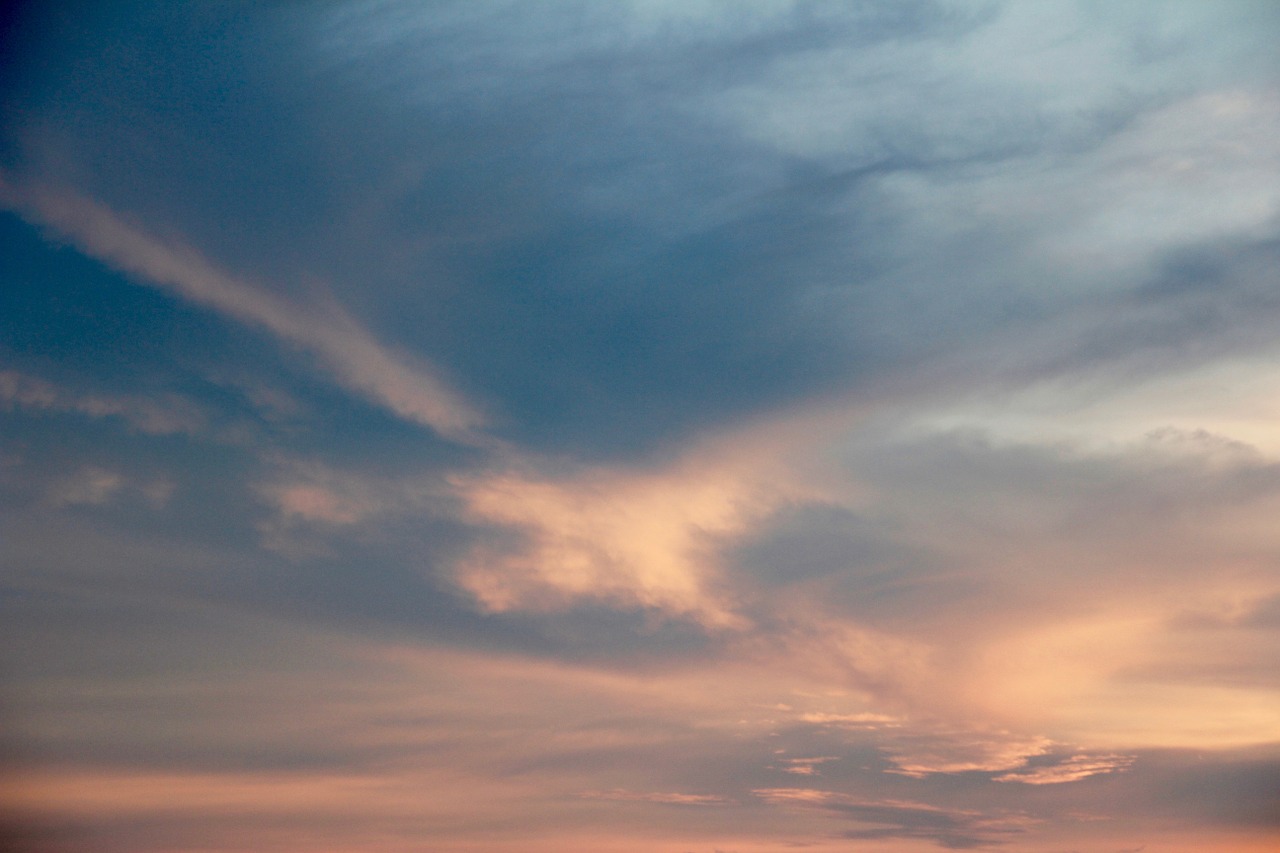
[995,753,1135,784]
[444,391,880,630]
[450,464,758,628]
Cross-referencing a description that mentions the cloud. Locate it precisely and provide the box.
[438,398,878,635]
[773,756,840,776]
[0,178,485,442]
[1243,594,1280,629]
[44,466,124,507]
[995,753,1135,785]
[729,501,893,586]
[753,788,1036,849]
[251,455,456,559]
[0,368,205,435]
[445,416,837,628]
[39,465,173,510]
[580,789,729,806]
[448,463,758,630]
[254,458,419,529]
[883,731,1056,779]
[8,0,1278,465]
[1145,748,1280,830]
[266,483,365,527]
[797,712,901,728]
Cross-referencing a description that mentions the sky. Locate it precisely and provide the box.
[2,1,1280,851]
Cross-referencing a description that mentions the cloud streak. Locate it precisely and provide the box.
[0,368,205,435]
[0,178,485,441]
[753,788,1036,849]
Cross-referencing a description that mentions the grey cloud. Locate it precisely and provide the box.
[852,426,1280,546]
[728,502,893,586]
[754,788,1032,849]
[1031,234,1280,387]
[744,743,1280,847]
[1116,747,1280,831]
[1243,594,1280,628]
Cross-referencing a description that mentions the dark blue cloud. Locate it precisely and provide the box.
[5,0,1280,669]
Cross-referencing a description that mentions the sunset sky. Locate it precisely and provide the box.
[3,2,1280,851]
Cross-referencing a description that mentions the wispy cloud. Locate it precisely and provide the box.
[753,788,1037,849]
[42,465,174,510]
[251,455,452,558]
[0,368,205,435]
[773,756,840,776]
[0,178,485,441]
[797,711,901,728]
[44,466,124,507]
[995,753,1135,785]
[580,789,729,806]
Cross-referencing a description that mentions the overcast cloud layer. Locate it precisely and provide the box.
[3,2,1280,851]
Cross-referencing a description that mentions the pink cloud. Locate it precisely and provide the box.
[580,789,729,806]
[0,369,206,435]
[995,753,1135,785]
[0,179,484,441]
[448,464,771,629]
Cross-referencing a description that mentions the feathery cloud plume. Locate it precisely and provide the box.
[0,178,485,441]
